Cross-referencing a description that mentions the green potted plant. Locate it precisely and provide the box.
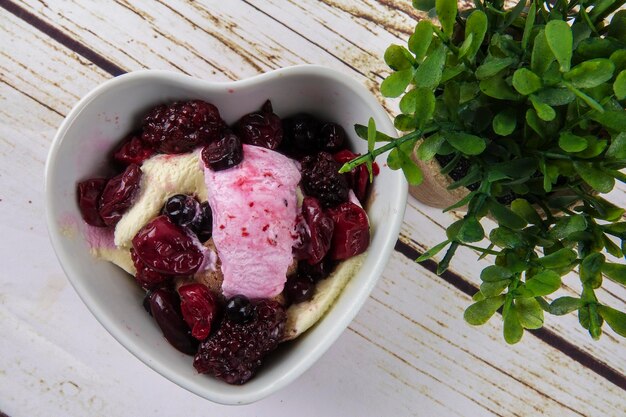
[341,0,626,343]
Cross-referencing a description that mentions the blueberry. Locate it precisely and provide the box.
[161,194,200,227]
[225,295,254,323]
[191,201,213,242]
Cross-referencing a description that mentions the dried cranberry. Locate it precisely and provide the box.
[113,133,155,166]
[282,113,320,153]
[161,194,199,227]
[141,100,224,154]
[77,178,107,227]
[132,215,204,275]
[284,276,315,304]
[301,152,349,208]
[98,164,142,226]
[179,283,219,341]
[224,295,254,324]
[149,288,197,355]
[234,100,283,150]
[327,202,370,260]
[194,300,286,384]
[190,201,213,242]
[130,248,169,289]
[318,123,345,152]
[201,131,243,171]
[302,197,334,264]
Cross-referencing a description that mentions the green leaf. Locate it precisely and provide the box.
[533,88,575,106]
[458,33,473,59]
[526,270,561,297]
[603,235,623,258]
[581,253,605,289]
[399,89,419,114]
[608,10,626,43]
[610,50,626,73]
[566,84,605,112]
[475,57,516,80]
[511,199,542,225]
[606,132,626,158]
[397,146,423,185]
[416,133,445,161]
[384,45,413,70]
[492,108,516,136]
[558,132,588,153]
[529,96,556,121]
[516,297,544,330]
[464,10,487,61]
[481,265,513,282]
[597,305,626,337]
[613,70,626,100]
[414,44,446,89]
[513,68,542,95]
[414,88,436,129]
[503,305,524,344]
[436,0,457,37]
[544,20,573,72]
[490,227,524,249]
[408,20,434,61]
[416,239,450,262]
[445,132,486,155]
[480,280,510,297]
[531,30,556,75]
[381,69,413,98]
[458,217,485,243]
[564,59,615,89]
[573,161,615,193]
[412,0,436,12]
[549,215,587,240]
[394,114,418,131]
[591,110,626,131]
[521,1,536,49]
[464,295,505,325]
[602,262,626,285]
[488,200,527,230]
[354,124,395,142]
[549,296,584,315]
[536,248,577,268]
[480,74,521,100]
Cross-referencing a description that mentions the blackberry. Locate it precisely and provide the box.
[141,100,224,154]
[193,300,286,385]
[300,151,349,208]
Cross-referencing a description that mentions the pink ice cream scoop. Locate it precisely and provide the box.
[204,144,301,299]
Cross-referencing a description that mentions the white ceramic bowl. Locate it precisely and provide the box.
[45,66,407,405]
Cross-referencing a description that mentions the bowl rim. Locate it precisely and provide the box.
[44,65,408,405]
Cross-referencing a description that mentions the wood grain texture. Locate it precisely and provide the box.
[1,1,625,416]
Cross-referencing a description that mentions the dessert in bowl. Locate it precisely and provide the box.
[45,66,407,404]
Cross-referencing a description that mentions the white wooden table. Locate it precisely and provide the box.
[1,1,625,416]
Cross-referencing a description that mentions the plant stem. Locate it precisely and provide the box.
[460,242,502,255]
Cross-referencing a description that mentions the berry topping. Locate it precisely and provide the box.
[333,149,378,204]
[284,276,315,304]
[77,178,108,227]
[201,131,243,171]
[327,202,370,260]
[142,100,224,154]
[282,113,320,153]
[148,288,198,355]
[161,194,200,227]
[179,283,219,341]
[302,197,334,264]
[297,258,333,282]
[131,248,169,289]
[190,201,213,243]
[301,151,349,208]
[113,133,155,166]
[224,295,254,324]
[234,100,283,150]
[98,164,142,227]
[318,122,346,152]
[132,215,204,275]
[193,299,286,384]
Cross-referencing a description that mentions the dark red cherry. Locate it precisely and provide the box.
[326,202,370,260]
[179,283,219,341]
[234,100,283,150]
[148,288,197,355]
[98,164,142,227]
[77,178,108,227]
[130,249,169,289]
[201,131,243,171]
[113,133,155,166]
[302,197,334,264]
[132,215,204,275]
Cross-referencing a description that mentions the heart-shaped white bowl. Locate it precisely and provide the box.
[45,66,407,405]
